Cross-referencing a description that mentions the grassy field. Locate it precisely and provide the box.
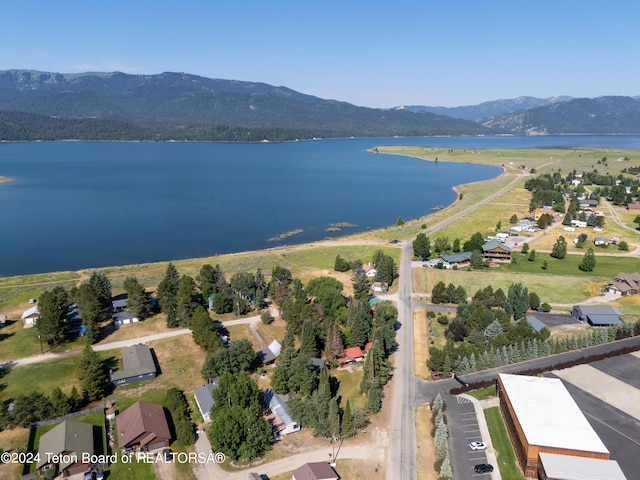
[423,268,595,305]
[484,407,526,480]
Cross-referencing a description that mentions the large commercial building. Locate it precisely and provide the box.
[497,373,610,478]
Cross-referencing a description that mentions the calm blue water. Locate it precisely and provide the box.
[1,136,640,276]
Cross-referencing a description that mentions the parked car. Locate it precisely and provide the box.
[163,448,173,461]
[474,463,494,473]
[83,472,95,480]
[469,441,487,450]
[95,468,104,480]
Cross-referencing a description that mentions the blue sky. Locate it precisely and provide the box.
[2,1,639,108]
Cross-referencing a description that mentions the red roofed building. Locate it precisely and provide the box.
[337,346,364,366]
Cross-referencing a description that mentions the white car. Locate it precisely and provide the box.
[469,441,487,451]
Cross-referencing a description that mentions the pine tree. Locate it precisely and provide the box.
[440,453,453,479]
[79,345,108,402]
[299,320,318,359]
[158,262,180,327]
[175,275,198,327]
[325,323,344,366]
[341,400,354,437]
[328,398,340,438]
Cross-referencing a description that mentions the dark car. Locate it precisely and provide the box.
[474,463,494,473]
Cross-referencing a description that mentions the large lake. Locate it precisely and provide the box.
[2,136,640,276]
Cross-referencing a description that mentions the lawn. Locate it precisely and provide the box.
[423,268,595,305]
[413,308,430,381]
[466,386,497,401]
[333,368,366,410]
[0,355,84,402]
[484,407,525,480]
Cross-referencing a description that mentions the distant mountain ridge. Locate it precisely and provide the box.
[481,96,640,134]
[0,70,489,141]
[399,96,574,121]
[1,70,639,140]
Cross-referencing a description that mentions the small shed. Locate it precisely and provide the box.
[21,305,40,328]
[264,389,300,436]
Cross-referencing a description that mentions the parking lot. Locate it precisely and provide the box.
[445,395,495,478]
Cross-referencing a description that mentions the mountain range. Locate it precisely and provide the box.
[0,69,639,141]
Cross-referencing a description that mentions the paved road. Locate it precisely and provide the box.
[387,241,416,480]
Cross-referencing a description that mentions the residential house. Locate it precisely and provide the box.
[292,462,340,480]
[109,344,157,386]
[21,305,39,328]
[258,340,282,365]
[112,295,138,325]
[572,305,623,327]
[194,377,220,423]
[337,346,364,366]
[362,263,377,278]
[571,220,588,228]
[440,251,472,268]
[116,401,171,452]
[593,237,609,246]
[264,389,300,436]
[627,201,640,210]
[37,420,94,478]
[337,343,372,366]
[608,272,640,296]
[482,239,512,262]
[371,282,388,293]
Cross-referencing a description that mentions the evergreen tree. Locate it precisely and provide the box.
[364,384,382,414]
[431,281,447,304]
[50,387,71,417]
[73,282,102,344]
[341,399,354,437]
[123,276,149,320]
[352,274,371,303]
[325,323,345,366]
[579,248,596,272]
[37,288,67,345]
[88,272,112,315]
[175,275,198,327]
[299,319,318,359]
[348,302,372,347]
[79,345,108,402]
[328,398,340,438]
[157,263,180,327]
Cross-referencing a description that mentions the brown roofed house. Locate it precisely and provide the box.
[37,420,94,477]
[292,462,340,480]
[116,401,171,452]
[608,272,640,296]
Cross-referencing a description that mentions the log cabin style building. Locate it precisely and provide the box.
[482,239,512,262]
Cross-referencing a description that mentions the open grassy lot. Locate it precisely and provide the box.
[0,355,84,401]
[333,368,366,410]
[423,268,595,304]
[0,427,29,480]
[484,406,526,480]
[503,251,640,278]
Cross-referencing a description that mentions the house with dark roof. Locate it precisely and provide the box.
[109,344,157,386]
[37,420,94,477]
[572,305,624,327]
[525,314,547,332]
[482,239,512,262]
[608,272,640,296]
[194,377,219,423]
[440,251,472,268]
[292,462,339,480]
[116,401,171,452]
[258,339,282,365]
[264,389,300,436]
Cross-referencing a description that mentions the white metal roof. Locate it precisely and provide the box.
[499,373,609,454]
[539,453,627,480]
